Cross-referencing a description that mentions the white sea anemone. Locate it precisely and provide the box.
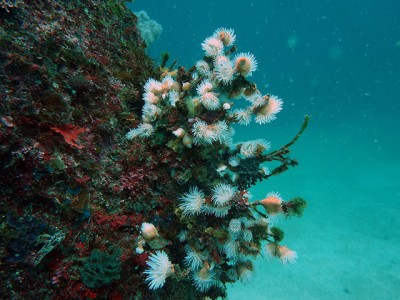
[168,90,180,106]
[184,245,207,270]
[241,229,253,242]
[201,36,224,57]
[144,251,174,290]
[214,56,235,84]
[239,141,257,158]
[236,262,253,284]
[195,60,211,77]
[212,183,236,206]
[213,27,236,46]
[259,192,284,216]
[212,120,229,143]
[233,52,258,76]
[172,128,186,138]
[178,230,188,242]
[254,95,283,124]
[202,204,231,218]
[229,218,242,234]
[239,139,271,158]
[224,238,239,262]
[126,123,154,140]
[144,78,163,94]
[228,155,241,167]
[196,79,220,110]
[142,103,161,121]
[179,186,205,217]
[192,120,218,145]
[191,261,216,292]
[161,75,176,91]
[265,243,297,265]
[233,108,252,125]
[143,91,160,104]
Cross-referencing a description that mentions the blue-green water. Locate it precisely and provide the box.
[131,1,400,299]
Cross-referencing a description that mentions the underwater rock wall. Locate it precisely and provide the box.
[0,1,307,299]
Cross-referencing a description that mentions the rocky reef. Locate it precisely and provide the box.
[0,1,308,299]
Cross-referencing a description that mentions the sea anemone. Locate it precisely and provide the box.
[233,108,252,125]
[184,245,207,270]
[191,261,216,292]
[179,186,205,217]
[144,78,163,94]
[236,261,254,284]
[192,120,218,145]
[168,90,180,106]
[228,155,241,167]
[212,120,230,143]
[212,183,236,206]
[239,139,271,158]
[214,56,235,84]
[202,204,231,218]
[142,103,161,121]
[195,60,211,77]
[201,36,224,57]
[241,229,253,242]
[253,95,283,124]
[143,91,160,104]
[223,238,239,262]
[259,192,283,215]
[172,128,186,138]
[213,27,236,46]
[144,251,174,290]
[233,52,258,76]
[265,243,297,264]
[196,79,220,110]
[126,123,154,140]
[228,218,242,234]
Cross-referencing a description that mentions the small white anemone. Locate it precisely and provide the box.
[254,95,283,124]
[202,204,231,218]
[192,120,218,145]
[214,56,235,84]
[212,183,236,206]
[168,90,180,107]
[126,123,154,140]
[265,243,298,265]
[184,245,207,270]
[236,262,253,284]
[196,79,220,110]
[212,120,229,143]
[195,60,212,77]
[142,103,161,121]
[144,78,163,94]
[179,186,205,217]
[144,251,174,290]
[213,27,236,46]
[228,218,242,234]
[228,155,241,167]
[143,91,160,104]
[233,108,252,125]
[191,261,217,292]
[224,238,239,262]
[239,139,271,158]
[233,52,258,77]
[241,229,253,242]
[201,36,224,57]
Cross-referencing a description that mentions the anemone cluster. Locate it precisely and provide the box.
[127,28,306,296]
